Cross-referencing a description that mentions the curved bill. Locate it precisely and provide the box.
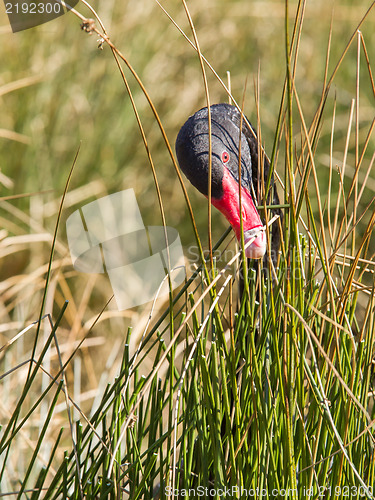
[211,168,267,260]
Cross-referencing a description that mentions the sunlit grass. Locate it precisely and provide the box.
[0,0,374,498]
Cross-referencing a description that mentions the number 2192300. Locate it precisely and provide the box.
[318,485,373,497]
[5,2,63,14]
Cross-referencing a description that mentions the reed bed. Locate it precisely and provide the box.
[0,0,374,498]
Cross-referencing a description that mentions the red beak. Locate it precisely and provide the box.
[211,168,266,259]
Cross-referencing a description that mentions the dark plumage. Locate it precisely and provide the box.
[176,103,281,263]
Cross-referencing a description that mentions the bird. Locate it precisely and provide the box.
[175,104,282,490]
[175,103,282,271]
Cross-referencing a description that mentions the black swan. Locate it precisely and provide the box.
[175,103,282,270]
[174,103,283,488]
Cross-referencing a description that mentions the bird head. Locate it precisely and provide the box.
[175,103,266,259]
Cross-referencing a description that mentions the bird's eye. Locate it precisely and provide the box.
[221,151,230,163]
